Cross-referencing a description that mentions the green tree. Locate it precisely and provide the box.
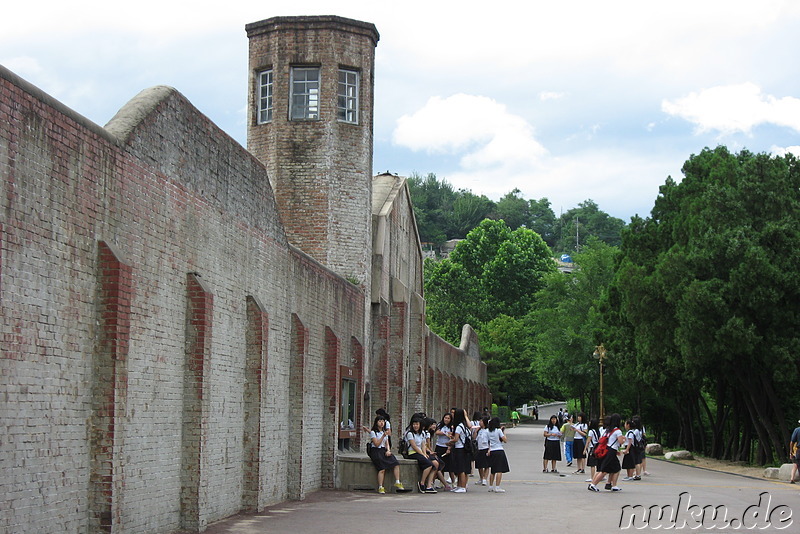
[528,197,557,248]
[554,199,626,254]
[424,219,555,343]
[530,238,621,415]
[608,147,800,463]
[494,188,530,230]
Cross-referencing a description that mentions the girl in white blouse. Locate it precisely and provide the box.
[486,417,509,492]
[363,416,404,494]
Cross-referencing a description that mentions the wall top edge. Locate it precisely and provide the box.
[245,15,380,44]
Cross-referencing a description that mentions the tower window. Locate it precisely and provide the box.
[257,69,273,123]
[337,69,359,124]
[290,67,320,120]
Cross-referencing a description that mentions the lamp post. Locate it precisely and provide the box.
[592,344,607,422]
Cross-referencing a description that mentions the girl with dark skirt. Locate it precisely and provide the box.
[405,417,439,493]
[572,412,588,475]
[486,417,509,492]
[473,416,491,486]
[433,412,454,488]
[583,418,601,482]
[588,413,625,492]
[543,415,563,473]
[364,415,404,494]
[449,408,472,493]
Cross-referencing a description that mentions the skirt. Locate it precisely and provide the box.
[368,447,399,471]
[450,448,471,474]
[488,449,510,473]
[435,445,451,472]
[621,450,637,469]
[587,450,598,467]
[598,450,621,474]
[474,448,491,469]
[572,438,586,459]
[543,439,561,461]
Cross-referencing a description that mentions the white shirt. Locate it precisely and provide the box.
[544,425,562,441]
[572,422,587,440]
[369,430,389,449]
[454,423,468,449]
[435,425,452,448]
[476,428,490,450]
[405,431,427,454]
[487,429,505,451]
[607,428,623,450]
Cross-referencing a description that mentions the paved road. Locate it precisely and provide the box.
[205,424,798,533]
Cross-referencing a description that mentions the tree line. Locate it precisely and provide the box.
[420,147,800,466]
[406,173,625,254]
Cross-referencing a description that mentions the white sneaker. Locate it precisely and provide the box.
[611,486,623,491]
[494,487,506,493]
[474,479,482,485]
[622,476,634,481]
[481,479,488,486]
[453,487,467,493]
[585,478,593,482]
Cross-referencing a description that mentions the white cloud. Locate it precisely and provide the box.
[392,94,547,170]
[771,145,800,157]
[539,91,565,101]
[662,83,800,135]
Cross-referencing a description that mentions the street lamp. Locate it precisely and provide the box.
[592,344,607,422]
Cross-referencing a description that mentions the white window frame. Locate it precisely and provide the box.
[337,69,359,124]
[257,69,273,124]
[290,67,320,120]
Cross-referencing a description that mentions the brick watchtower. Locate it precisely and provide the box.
[245,16,379,289]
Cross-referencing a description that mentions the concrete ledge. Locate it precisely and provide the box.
[336,452,421,492]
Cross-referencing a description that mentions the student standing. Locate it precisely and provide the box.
[473,417,490,486]
[572,412,588,474]
[560,414,576,467]
[449,408,472,493]
[583,418,601,482]
[543,415,563,473]
[486,417,509,492]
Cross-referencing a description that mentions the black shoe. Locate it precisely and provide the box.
[605,483,612,490]
[633,475,641,480]
[418,482,425,493]
[424,487,437,493]
[567,462,572,467]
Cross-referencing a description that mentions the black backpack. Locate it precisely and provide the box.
[461,424,478,457]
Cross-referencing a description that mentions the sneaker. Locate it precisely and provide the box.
[579,469,585,473]
[585,478,593,483]
[488,486,494,492]
[573,470,581,474]
[605,483,613,490]
[587,484,600,492]
[567,462,573,467]
[494,487,506,493]
[453,487,467,493]
[394,481,405,491]
[611,486,623,491]
[474,479,483,485]
[622,476,634,481]
[552,469,559,474]
[378,486,385,494]
[633,476,641,481]
[418,482,425,493]
[481,479,488,486]
[424,487,437,493]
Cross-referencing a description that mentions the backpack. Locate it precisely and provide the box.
[633,430,647,452]
[398,433,412,459]
[461,424,478,457]
[593,428,617,459]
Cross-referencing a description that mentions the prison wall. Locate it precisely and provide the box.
[0,66,366,533]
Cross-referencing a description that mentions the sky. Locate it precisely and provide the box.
[3,1,800,221]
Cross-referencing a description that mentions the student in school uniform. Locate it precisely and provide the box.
[543,415,563,473]
[486,417,510,492]
[433,412,454,489]
[588,413,625,492]
[405,417,439,493]
[449,408,472,493]
[473,416,491,487]
[583,418,601,482]
[363,415,404,494]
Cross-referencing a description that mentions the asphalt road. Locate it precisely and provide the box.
[204,423,798,533]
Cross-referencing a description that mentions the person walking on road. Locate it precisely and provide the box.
[790,420,800,484]
[588,413,625,492]
[561,414,576,467]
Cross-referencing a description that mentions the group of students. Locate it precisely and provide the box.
[543,411,648,492]
[363,408,511,495]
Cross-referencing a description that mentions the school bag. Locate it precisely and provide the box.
[633,429,647,452]
[461,424,478,457]
[398,433,412,459]
[593,427,618,459]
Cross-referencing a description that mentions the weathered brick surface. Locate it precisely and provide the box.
[0,15,487,534]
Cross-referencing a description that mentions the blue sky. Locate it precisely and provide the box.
[3,1,800,221]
